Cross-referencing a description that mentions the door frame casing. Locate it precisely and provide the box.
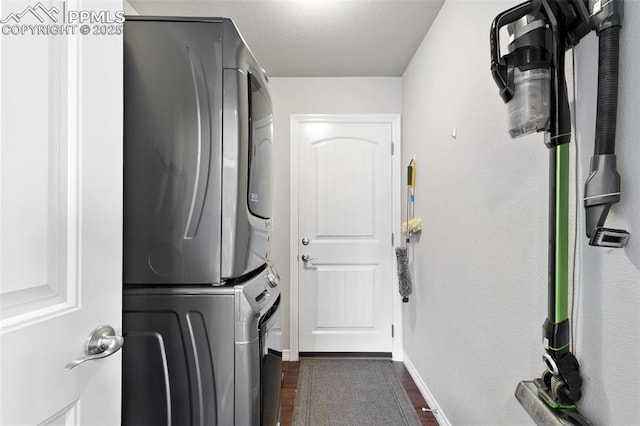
[289,114,402,361]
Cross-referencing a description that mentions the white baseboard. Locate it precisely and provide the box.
[403,353,452,426]
[282,349,291,362]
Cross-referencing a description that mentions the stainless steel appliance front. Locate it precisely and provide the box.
[122,265,282,425]
[259,298,282,425]
[122,16,281,426]
[123,17,273,285]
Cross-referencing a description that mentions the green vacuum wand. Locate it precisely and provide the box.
[490,0,628,424]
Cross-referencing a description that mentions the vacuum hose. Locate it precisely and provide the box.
[594,27,620,156]
[583,12,629,247]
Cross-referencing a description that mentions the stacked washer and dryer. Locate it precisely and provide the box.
[122,17,281,425]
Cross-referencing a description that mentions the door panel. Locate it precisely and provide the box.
[315,266,376,328]
[0,12,71,320]
[42,402,79,426]
[314,138,376,237]
[0,0,123,424]
[298,119,393,353]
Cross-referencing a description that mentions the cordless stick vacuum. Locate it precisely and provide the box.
[490,1,628,424]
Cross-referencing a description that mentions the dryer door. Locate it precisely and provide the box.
[221,68,272,279]
[248,72,274,220]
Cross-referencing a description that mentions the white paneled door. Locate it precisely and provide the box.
[295,116,398,353]
[0,0,123,424]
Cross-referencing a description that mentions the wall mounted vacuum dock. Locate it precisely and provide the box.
[490,0,628,425]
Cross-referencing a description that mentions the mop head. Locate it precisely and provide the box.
[395,247,412,302]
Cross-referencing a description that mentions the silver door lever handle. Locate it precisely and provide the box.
[301,254,317,263]
[64,325,124,371]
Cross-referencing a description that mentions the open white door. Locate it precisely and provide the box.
[0,1,123,424]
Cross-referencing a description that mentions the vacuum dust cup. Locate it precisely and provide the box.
[508,68,551,138]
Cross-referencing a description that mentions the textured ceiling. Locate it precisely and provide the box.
[128,0,445,77]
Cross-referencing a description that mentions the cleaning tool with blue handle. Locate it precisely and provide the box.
[395,159,416,303]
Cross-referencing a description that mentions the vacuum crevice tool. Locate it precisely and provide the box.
[583,154,629,247]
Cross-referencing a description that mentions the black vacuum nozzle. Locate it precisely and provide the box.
[589,227,630,248]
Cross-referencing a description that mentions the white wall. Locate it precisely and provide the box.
[268,77,402,355]
[401,1,547,424]
[401,0,640,425]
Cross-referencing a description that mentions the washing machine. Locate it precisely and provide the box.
[122,264,282,425]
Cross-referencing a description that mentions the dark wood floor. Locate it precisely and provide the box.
[280,360,439,426]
